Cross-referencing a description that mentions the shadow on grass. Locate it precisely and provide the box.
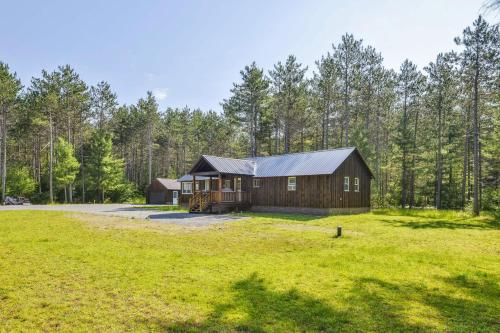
[380,218,500,230]
[372,208,470,218]
[139,273,435,332]
[135,272,500,332]
[353,273,500,332]
[143,273,349,332]
[350,277,435,332]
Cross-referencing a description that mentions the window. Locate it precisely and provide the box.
[182,182,193,194]
[354,177,359,192]
[204,179,210,191]
[288,177,296,191]
[195,181,200,191]
[223,179,231,190]
[344,177,349,192]
[253,178,261,188]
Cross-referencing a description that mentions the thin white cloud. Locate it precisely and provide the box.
[145,72,155,81]
[152,88,168,100]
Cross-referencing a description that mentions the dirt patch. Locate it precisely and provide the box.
[70,213,207,233]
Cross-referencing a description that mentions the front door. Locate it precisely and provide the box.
[172,191,179,205]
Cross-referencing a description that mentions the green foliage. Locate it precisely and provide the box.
[108,182,141,203]
[6,166,36,197]
[54,137,80,189]
[90,81,117,130]
[269,55,308,153]
[223,62,270,156]
[126,196,147,205]
[87,130,125,202]
[0,16,498,211]
[0,62,22,105]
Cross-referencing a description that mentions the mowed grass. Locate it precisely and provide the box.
[0,209,498,332]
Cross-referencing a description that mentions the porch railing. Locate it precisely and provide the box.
[193,190,249,203]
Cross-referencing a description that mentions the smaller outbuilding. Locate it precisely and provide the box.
[145,178,181,205]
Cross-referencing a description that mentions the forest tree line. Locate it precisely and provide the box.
[0,16,498,214]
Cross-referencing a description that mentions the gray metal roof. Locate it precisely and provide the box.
[250,147,356,177]
[189,147,371,178]
[155,178,181,190]
[202,155,256,175]
[177,174,211,182]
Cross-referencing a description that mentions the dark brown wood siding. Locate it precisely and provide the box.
[250,152,371,209]
[146,179,180,204]
[146,189,174,204]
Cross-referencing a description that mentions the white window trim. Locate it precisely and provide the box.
[354,177,359,192]
[344,177,350,192]
[182,182,193,194]
[288,176,296,191]
[253,178,261,188]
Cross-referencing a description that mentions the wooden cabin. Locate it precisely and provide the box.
[180,147,373,215]
[145,178,181,205]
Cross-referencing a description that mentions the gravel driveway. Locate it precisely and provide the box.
[0,204,248,227]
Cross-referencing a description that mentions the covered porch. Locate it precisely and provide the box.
[188,155,254,213]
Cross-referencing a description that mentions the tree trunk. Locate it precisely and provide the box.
[472,55,480,216]
[343,60,350,146]
[1,107,6,202]
[409,106,420,208]
[461,104,470,209]
[436,93,443,209]
[49,113,54,203]
[322,101,330,149]
[147,122,152,185]
[409,170,415,208]
[274,114,280,155]
[401,90,409,208]
[36,135,41,193]
[251,104,257,157]
[284,104,290,154]
[80,118,85,203]
[375,101,382,205]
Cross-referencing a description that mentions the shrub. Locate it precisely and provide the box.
[6,166,36,198]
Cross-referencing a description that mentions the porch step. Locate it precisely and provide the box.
[190,203,213,213]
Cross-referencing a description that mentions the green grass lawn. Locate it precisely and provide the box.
[0,209,498,332]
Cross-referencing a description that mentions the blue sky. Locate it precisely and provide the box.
[0,0,494,111]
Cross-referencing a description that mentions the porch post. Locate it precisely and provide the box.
[209,176,212,202]
[218,173,222,203]
[192,175,196,193]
